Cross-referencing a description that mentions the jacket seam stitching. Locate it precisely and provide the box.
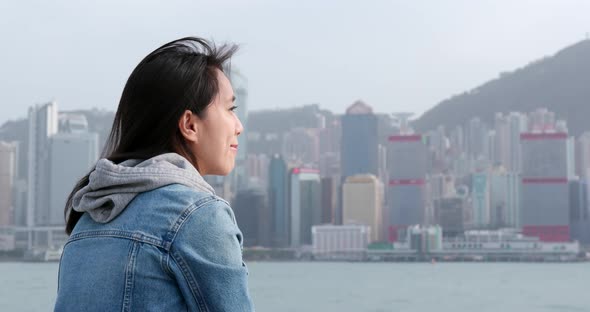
[163,196,218,248]
[67,231,165,248]
[122,241,139,312]
[170,250,210,312]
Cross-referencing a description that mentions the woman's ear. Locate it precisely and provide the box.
[178,110,199,143]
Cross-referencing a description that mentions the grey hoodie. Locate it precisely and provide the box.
[72,153,215,223]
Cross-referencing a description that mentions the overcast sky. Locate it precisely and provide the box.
[1,0,589,125]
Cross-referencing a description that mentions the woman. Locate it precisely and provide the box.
[54,37,254,311]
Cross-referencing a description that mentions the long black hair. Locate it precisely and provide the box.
[64,37,238,235]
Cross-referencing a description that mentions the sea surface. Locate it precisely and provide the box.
[1,261,589,312]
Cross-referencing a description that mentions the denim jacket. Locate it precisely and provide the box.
[54,154,254,311]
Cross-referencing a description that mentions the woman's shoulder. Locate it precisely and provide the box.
[152,184,237,229]
[138,183,234,224]
[82,184,231,240]
[168,190,243,264]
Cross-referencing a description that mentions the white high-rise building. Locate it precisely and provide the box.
[467,117,489,163]
[489,169,520,228]
[508,112,528,172]
[576,132,590,178]
[494,113,510,169]
[27,101,58,227]
[492,112,529,173]
[0,142,17,226]
[567,136,576,180]
[48,132,99,225]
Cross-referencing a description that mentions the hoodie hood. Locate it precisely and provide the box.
[72,153,215,223]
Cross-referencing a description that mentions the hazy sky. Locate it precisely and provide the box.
[1,0,589,125]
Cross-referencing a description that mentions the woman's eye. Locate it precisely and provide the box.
[230,105,238,112]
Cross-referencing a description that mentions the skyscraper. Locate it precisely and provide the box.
[569,179,590,245]
[387,134,427,242]
[508,112,528,172]
[449,125,464,159]
[48,132,99,226]
[341,100,378,178]
[321,176,338,224]
[319,119,341,178]
[27,101,58,227]
[575,132,590,178]
[567,136,576,180]
[434,196,468,237]
[289,168,321,247]
[424,126,449,173]
[489,169,520,228]
[494,113,511,168]
[232,187,271,247]
[521,131,570,242]
[0,142,17,226]
[268,154,288,247]
[342,174,384,242]
[471,171,491,228]
[466,117,489,164]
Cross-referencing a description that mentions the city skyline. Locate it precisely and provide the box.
[1,98,590,269]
